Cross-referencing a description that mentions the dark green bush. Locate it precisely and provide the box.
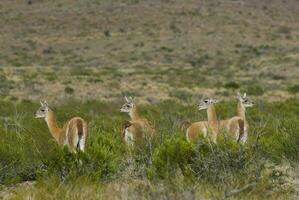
[224,81,240,89]
[245,84,264,96]
[64,86,74,94]
[287,84,299,94]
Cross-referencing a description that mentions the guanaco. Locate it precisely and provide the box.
[185,98,219,143]
[35,100,88,152]
[235,92,254,143]
[186,97,246,144]
[120,96,155,145]
[198,97,246,143]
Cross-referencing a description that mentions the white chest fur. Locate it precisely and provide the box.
[124,128,134,145]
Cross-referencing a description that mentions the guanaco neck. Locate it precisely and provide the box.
[237,101,246,120]
[45,110,62,143]
[129,105,141,121]
[207,104,217,122]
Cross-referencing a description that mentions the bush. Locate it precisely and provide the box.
[0,74,14,96]
[287,84,299,94]
[245,84,264,96]
[224,81,240,89]
[64,86,74,94]
[149,137,195,179]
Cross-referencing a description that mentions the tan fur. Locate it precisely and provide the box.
[186,121,208,142]
[186,103,219,143]
[122,105,155,144]
[186,99,245,143]
[45,111,88,152]
[205,104,219,143]
[121,121,143,141]
[219,116,244,141]
[236,101,249,143]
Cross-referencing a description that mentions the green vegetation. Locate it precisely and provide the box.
[0,98,298,199]
[64,86,75,95]
[288,84,299,94]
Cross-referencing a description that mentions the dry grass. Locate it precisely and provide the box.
[0,0,298,102]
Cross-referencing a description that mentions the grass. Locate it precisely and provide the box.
[0,98,298,199]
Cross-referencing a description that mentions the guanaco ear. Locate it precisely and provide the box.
[124,96,129,102]
[237,92,243,100]
[43,100,48,107]
[40,100,44,106]
[243,93,247,98]
[129,96,134,103]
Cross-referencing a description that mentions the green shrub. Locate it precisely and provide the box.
[224,81,240,89]
[191,138,260,184]
[259,117,299,161]
[287,84,299,94]
[189,54,210,67]
[0,74,14,96]
[245,84,264,96]
[64,86,74,94]
[169,89,192,102]
[149,137,195,179]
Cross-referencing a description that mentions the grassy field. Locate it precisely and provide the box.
[0,0,299,199]
[0,99,298,199]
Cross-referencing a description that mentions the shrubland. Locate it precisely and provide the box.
[0,98,298,199]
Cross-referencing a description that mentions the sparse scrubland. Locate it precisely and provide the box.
[0,0,299,199]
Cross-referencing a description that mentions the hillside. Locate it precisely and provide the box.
[0,0,298,102]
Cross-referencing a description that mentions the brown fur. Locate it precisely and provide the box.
[186,103,219,143]
[181,120,192,131]
[122,105,155,144]
[186,101,245,143]
[186,121,208,142]
[236,118,244,142]
[121,120,132,141]
[219,116,245,141]
[45,111,88,151]
[125,121,144,140]
[236,100,249,142]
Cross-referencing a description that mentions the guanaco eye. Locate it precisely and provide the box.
[41,109,45,112]
[204,100,208,103]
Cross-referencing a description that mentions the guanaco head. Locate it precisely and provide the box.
[237,92,254,108]
[35,100,49,118]
[120,96,134,113]
[198,97,219,110]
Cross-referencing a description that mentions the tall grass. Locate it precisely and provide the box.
[0,98,298,199]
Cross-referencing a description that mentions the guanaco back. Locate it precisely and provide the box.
[120,96,155,145]
[35,100,88,152]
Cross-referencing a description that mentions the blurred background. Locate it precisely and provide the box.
[1,0,298,103]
